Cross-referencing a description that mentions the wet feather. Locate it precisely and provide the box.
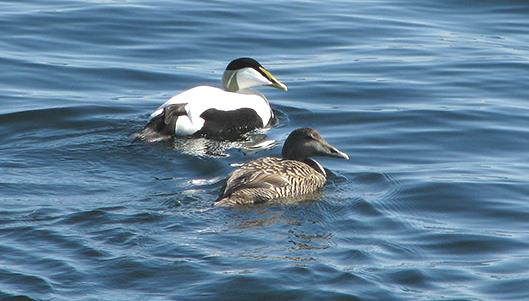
[215,128,348,206]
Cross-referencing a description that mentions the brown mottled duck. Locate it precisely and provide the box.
[215,128,349,206]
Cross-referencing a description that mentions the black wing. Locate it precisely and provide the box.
[195,108,264,140]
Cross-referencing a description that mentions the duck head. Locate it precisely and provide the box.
[222,57,288,92]
[282,128,349,161]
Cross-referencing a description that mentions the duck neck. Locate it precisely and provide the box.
[281,152,326,176]
[303,158,326,176]
[281,148,303,161]
[222,70,239,92]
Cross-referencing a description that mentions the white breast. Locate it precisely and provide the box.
[150,86,273,136]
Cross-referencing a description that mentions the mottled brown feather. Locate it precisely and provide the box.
[216,157,326,206]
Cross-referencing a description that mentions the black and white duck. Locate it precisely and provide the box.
[215,128,349,206]
[138,57,287,141]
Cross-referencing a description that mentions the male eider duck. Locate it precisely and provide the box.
[215,128,349,206]
[138,57,287,141]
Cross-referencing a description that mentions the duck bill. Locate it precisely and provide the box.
[321,141,349,160]
[271,80,288,91]
[259,66,288,91]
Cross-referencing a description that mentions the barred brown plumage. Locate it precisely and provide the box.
[215,128,349,206]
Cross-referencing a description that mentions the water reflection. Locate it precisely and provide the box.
[172,132,276,157]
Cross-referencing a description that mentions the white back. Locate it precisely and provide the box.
[150,86,273,136]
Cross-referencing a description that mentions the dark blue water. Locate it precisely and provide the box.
[2,1,529,300]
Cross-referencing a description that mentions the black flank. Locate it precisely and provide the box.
[195,108,264,140]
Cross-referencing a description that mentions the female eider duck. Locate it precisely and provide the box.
[138,57,287,141]
[215,128,349,206]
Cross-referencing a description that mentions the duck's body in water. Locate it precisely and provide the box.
[136,58,287,142]
[215,128,349,206]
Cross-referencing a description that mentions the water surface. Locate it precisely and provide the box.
[1,1,529,300]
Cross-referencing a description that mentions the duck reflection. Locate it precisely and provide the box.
[216,193,333,260]
[172,132,277,157]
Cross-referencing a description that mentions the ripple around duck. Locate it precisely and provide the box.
[333,171,411,234]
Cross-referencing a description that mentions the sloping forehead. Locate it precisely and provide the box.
[298,128,322,139]
[226,58,261,71]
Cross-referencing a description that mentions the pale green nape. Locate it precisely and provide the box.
[222,70,239,92]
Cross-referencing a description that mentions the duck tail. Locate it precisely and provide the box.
[213,196,235,207]
[133,104,187,142]
[214,194,251,206]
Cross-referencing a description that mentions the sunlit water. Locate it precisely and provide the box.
[1,1,529,300]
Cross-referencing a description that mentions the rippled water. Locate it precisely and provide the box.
[2,1,529,300]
